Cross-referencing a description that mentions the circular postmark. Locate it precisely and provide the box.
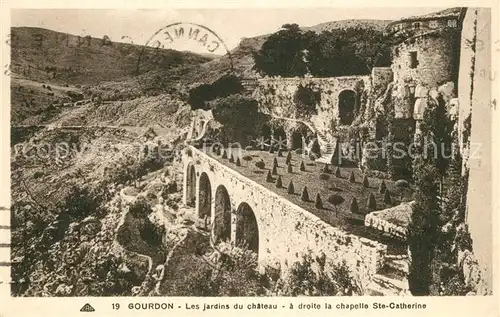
[135,22,234,94]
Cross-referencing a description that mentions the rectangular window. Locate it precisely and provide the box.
[410,51,418,69]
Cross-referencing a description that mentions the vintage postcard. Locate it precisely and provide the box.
[0,0,499,316]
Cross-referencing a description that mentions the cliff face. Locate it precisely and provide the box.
[460,8,493,295]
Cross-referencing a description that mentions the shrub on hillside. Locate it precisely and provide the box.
[280,254,362,296]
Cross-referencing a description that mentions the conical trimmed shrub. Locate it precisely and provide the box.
[383,190,392,204]
[266,170,273,182]
[315,193,323,209]
[378,180,387,194]
[286,152,292,165]
[287,180,294,194]
[277,148,283,157]
[236,157,241,167]
[221,150,227,159]
[272,164,278,175]
[363,175,369,188]
[349,171,355,183]
[334,167,341,178]
[216,147,221,156]
[301,186,309,202]
[287,162,293,173]
[322,164,330,173]
[300,161,306,171]
[368,193,377,209]
[275,175,282,188]
[229,153,234,163]
[350,197,359,214]
[273,157,278,168]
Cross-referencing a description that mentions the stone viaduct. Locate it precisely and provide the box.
[182,146,388,288]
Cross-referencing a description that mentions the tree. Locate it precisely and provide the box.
[255,160,265,169]
[383,190,392,205]
[212,94,260,145]
[287,181,295,194]
[367,193,377,210]
[334,167,341,178]
[322,164,330,173]
[310,139,321,158]
[378,180,387,194]
[187,74,244,110]
[300,161,306,171]
[328,194,344,216]
[276,175,283,188]
[242,155,252,166]
[315,194,323,209]
[418,93,454,182]
[266,170,273,182]
[301,186,310,202]
[319,173,330,189]
[407,158,441,295]
[349,197,360,214]
[293,84,320,117]
[253,24,310,77]
[395,179,410,200]
[362,175,369,188]
[271,164,278,175]
[349,171,356,183]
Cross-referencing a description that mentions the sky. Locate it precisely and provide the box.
[11,8,448,54]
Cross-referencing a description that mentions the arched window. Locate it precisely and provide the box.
[338,90,356,125]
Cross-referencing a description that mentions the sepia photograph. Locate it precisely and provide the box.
[3,4,495,302]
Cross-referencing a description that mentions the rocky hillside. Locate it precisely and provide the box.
[11,27,212,85]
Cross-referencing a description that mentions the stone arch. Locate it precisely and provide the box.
[291,131,303,150]
[338,90,356,125]
[213,185,232,243]
[186,163,196,207]
[198,172,212,219]
[235,202,259,253]
[273,126,287,148]
[260,123,272,140]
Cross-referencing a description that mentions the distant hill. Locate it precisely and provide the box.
[303,19,392,33]
[195,19,393,80]
[10,19,395,125]
[10,27,211,85]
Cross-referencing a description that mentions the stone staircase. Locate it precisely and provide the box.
[314,129,338,165]
[366,254,410,296]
